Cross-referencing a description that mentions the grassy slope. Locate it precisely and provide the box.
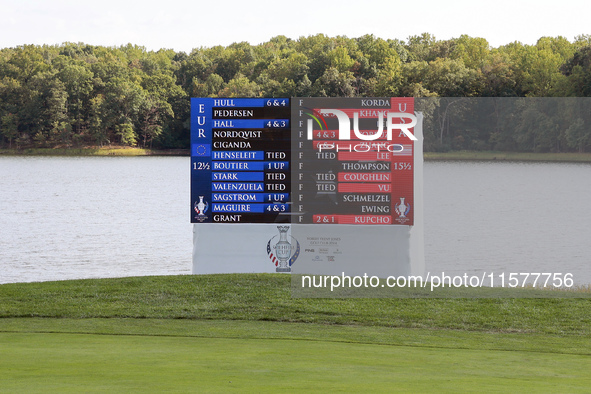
[2,274,591,391]
[2,274,591,337]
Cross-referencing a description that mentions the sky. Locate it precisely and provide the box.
[1,0,590,52]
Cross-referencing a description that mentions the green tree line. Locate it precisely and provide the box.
[417,97,591,152]
[1,34,591,151]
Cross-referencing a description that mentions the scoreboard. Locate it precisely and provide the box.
[191,97,417,226]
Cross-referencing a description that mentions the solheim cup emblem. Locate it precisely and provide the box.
[194,196,209,222]
[267,226,300,272]
[395,197,411,224]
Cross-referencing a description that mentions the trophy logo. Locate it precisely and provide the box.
[394,197,411,224]
[267,226,300,272]
[194,196,209,222]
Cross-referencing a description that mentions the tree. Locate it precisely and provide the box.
[502,41,567,96]
[4,45,49,83]
[215,42,256,82]
[536,36,575,62]
[296,34,335,83]
[560,45,591,96]
[423,58,482,96]
[44,78,70,145]
[480,51,517,96]
[115,123,136,146]
[191,73,224,97]
[450,35,490,69]
[311,67,356,97]
[522,48,565,96]
[265,52,309,84]
[399,61,434,97]
[88,95,108,146]
[1,113,18,148]
[405,33,437,62]
[513,99,561,152]
[374,56,403,96]
[0,76,21,147]
[55,58,94,134]
[565,118,589,152]
[327,47,355,72]
[217,73,261,97]
[1,35,590,152]
[102,78,146,145]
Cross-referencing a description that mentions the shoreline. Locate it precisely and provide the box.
[424,151,591,162]
[2,147,591,162]
[0,146,189,156]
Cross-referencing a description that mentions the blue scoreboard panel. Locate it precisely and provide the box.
[191,98,291,223]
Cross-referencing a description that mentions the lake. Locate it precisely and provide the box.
[1,156,590,285]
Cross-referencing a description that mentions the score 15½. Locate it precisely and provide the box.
[392,162,412,170]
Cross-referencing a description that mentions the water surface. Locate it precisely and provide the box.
[1,157,590,285]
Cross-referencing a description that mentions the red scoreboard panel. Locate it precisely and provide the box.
[291,97,415,226]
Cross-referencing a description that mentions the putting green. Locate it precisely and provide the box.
[1,331,590,392]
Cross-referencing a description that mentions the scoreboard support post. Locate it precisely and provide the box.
[410,112,425,277]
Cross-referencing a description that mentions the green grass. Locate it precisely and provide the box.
[2,274,591,392]
[2,329,590,392]
[2,274,590,334]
